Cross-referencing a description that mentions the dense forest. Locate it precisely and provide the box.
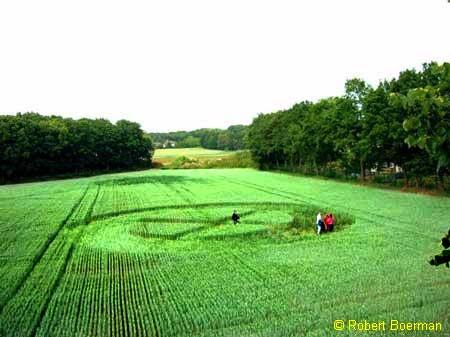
[0,113,153,182]
[150,125,247,150]
[247,62,450,189]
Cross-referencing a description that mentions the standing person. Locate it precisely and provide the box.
[327,213,335,232]
[324,214,330,231]
[316,212,323,235]
[231,210,240,225]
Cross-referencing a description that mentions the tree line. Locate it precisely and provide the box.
[247,62,449,189]
[150,125,248,151]
[0,113,153,182]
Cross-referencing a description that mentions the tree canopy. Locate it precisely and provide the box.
[150,125,248,151]
[0,113,153,182]
[246,62,450,189]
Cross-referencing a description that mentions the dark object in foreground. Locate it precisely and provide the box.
[429,229,450,268]
[231,210,240,224]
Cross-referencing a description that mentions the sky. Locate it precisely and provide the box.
[0,0,449,132]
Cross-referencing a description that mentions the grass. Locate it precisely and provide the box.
[153,147,233,166]
[275,169,450,197]
[0,168,449,337]
[152,147,256,169]
[154,147,232,159]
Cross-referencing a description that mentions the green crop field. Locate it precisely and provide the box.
[153,147,234,162]
[0,168,449,337]
[154,147,233,159]
[153,148,236,168]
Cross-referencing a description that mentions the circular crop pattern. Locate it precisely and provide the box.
[87,201,354,247]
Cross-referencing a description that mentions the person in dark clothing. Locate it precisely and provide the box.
[429,229,450,268]
[231,210,240,224]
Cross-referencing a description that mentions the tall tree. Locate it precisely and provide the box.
[342,78,372,180]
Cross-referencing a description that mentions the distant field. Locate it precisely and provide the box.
[153,147,235,166]
[0,168,449,337]
[154,147,233,158]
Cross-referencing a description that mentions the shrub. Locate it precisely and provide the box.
[204,151,256,168]
[169,156,201,169]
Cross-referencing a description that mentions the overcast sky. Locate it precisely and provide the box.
[0,0,449,132]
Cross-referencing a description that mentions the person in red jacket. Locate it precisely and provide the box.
[325,213,334,232]
[323,214,330,231]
